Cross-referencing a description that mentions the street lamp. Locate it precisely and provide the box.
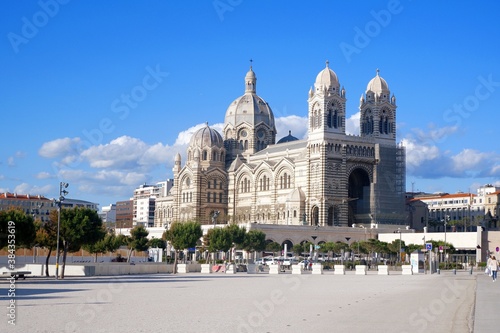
[397,228,402,263]
[345,237,351,268]
[55,182,69,280]
[31,202,43,263]
[442,215,449,269]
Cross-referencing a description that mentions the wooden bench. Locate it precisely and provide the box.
[3,271,31,280]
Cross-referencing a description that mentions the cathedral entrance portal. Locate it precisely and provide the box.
[347,168,371,227]
[311,206,319,226]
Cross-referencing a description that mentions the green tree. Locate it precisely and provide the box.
[227,224,246,248]
[266,241,282,256]
[0,208,36,249]
[126,225,150,262]
[405,243,424,254]
[164,221,203,273]
[292,243,303,257]
[34,211,58,276]
[226,224,247,261]
[83,229,123,262]
[149,237,166,249]
[59,207,105,279]
[204,227,232,264]
[242,230,266,263]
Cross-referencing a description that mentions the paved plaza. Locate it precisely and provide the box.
[1,270,498,333]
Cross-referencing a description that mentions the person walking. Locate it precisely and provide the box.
[487,255,493,276]
[490,256,499,282]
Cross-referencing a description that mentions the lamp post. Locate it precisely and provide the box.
[396,228,402,263]
[443,215,449,269]
[55,182,69,280]
[345,237,351,268]
[31,202,43,263]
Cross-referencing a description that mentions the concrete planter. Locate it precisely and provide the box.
[378,265,389,275]
[201,264,211,274]
[177,264,189,274]
[334,265,346,275]
[247,264,258,274]
[312,263,323,275]
[268,264,280,274]
[225,264,236,274]
[402,265,413,275]
[355,265,367,275]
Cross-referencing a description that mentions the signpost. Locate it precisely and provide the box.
[425,243,433,273]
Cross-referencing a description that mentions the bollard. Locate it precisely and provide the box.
[470,268,473,275]
[437,268,440,275]
[453,269,456,275]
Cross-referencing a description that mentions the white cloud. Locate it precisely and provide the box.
[7,157,15,167]
[411,125,459,146]
[81,136,150,169]
[402,137,441,171]
[36,172,53,179]
[345,112,360,135]
[275,115,308,140]
[39,137,81,158]
[14,183,52,197]
[451,149,489,173]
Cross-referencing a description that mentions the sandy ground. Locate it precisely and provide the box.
[1,271,476,333]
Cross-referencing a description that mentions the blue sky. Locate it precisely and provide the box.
[1,0,500,209]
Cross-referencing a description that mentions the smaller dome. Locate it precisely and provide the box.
[286,187,305,202]
[245,67,256,81]
[315,60,339,89]
[277,130,299,144]
[189,123,224,150]
[366,69,389,94]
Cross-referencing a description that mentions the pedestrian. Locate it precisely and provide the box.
[487,255,493,276]
[490,256,498,282]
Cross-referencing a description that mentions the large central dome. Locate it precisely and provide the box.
[224,66,275,130]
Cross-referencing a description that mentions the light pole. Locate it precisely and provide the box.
[396,228,402,263]
[31,202,43,263]
[443,215,449,269]
[345,237,351,268]
[55,182,69,280]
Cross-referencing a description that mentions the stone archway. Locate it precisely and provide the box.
[348,168,371,227]
[311,206,319,226]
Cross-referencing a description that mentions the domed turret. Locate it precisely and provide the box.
[366,69,390,97]
[360,69,396,141]
[314,60,340,93]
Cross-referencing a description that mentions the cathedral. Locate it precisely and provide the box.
[155,62,406,234]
